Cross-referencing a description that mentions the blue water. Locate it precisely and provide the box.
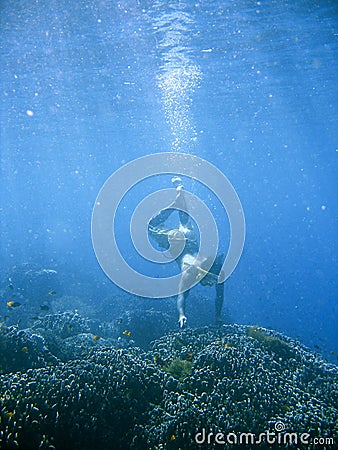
[1,1,337,360]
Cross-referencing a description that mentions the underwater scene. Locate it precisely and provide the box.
[0,0,337,449]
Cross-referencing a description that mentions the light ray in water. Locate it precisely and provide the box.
[152,2,201,152]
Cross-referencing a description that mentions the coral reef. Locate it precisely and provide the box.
[0,321,337,449]
[0,311,122,373]
[116,308,173,349]
[163,357,193,381]
[246,325,296,359]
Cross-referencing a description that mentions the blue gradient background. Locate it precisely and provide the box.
[1,1,337,359]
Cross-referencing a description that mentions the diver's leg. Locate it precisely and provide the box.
[150,177,187,228]
[172,179,190,227]
[179,200,190,227]
[176,185,198,246]
[148,178,185,249]
[149,207,175,228]
[148,224,170,250]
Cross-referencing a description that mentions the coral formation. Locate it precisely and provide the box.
[0,321,337,449]
[163,357,193,381]
[246,325,296,359]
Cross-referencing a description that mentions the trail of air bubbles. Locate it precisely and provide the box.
[152,1,201,152]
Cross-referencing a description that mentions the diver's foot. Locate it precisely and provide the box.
[171,176,183,191]
[178,315,187,328]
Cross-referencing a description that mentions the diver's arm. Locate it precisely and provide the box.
[177,262,198,328]
[215,282,224,326]
[177,290,189,328]
[177,273,191,328]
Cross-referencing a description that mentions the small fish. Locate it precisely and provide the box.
[116,318,123,325]
[40,305,50,311]
[21,346,29,353]
[6,301,21,308]
[7,284,14,290]
[48,290,56,296]
[6,412,13,418]
[122,330,132,337]
[93,335,100,341]
[153,355,157,363]
[186,353,193,359]
[224,342,231,348]
[170,435,176,441]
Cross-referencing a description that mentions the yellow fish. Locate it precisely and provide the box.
[122,330,132,337]
[6,301,21,308]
